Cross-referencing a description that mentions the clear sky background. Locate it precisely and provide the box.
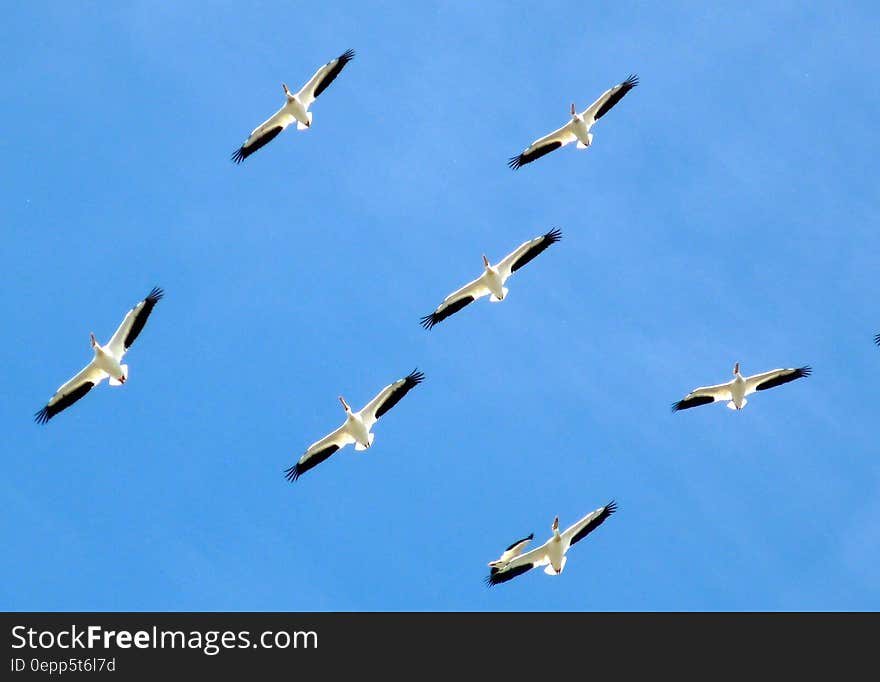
[1,2,878,611]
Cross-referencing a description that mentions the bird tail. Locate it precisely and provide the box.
[109,364,129,386]
[489,287,509,303]
[576,133,593,150]
[297,112,313,130]
[544,556,567,575]
[355,432,375,451]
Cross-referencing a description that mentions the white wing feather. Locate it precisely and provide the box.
[495,235,547,280]
[302,423,356,461]
[107,301,143,358]
[520,121,577,157]
[244,107,296,146]
[496,540,551,573]
[682,380,734,402]
[47,361,108,407]
[437,275,490,311]
[358,377,409,430]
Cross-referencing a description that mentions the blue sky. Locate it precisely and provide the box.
[1,2,878,611]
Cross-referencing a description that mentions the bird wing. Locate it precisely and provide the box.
[507,120,577,170]
[295,49,355,109]
[580,74,639,124]
[34,361,108,424]
[420,274,490,329]
[496,228,563,280]
[285,423,357,482]
[744,366,812,395]
[489,533,534,566]
[358,369,425,429]
[231,106,296,164]
[107,287,164,358]
[562,501,617,549]
[671,380,734,411]
[484,541,551,586]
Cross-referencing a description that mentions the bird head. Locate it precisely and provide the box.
[551,516,559,533]
[733,362,741,376]
[570,102,577,118]
[482,254,490,269]
[89,332,97,349]
[338,396,351,413]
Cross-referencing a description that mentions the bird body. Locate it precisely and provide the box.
[90,333,127,386]
[340,397,376,451]
[482,256,508,302]
[543,522,567,575]
[569,111,594,149]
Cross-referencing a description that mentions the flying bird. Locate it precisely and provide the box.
[35,287,164,424]
[485,502,617,586]
[232,49,355,163]
[508,74,638,170]
[672,362,811,412]
[420,228,562,329]
[285,369,425,482]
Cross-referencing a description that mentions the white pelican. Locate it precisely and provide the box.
[485,502,617,586]
[672,362,812,412]
[285,369,425,482]
[231,49,355,164]
[35,287,164,424]
[508,74,638,170]
[420,228,562,330]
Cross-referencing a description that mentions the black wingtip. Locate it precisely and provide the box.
[339,48,355,63]
[605,500,617,515]
[507,154,524,170]
[624,74,639,88]
[34,407,50,424]
[419,313,438,330]
[671,394,715,412]
[146,286,164,303]
[406,368,426,385]
[796,365,812,378]
[484,562,533,587]
[503,532,535,552]
[544,227,563,243]
[284,464,302,483]
[484,567,501,588]
[875,333,880,346]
